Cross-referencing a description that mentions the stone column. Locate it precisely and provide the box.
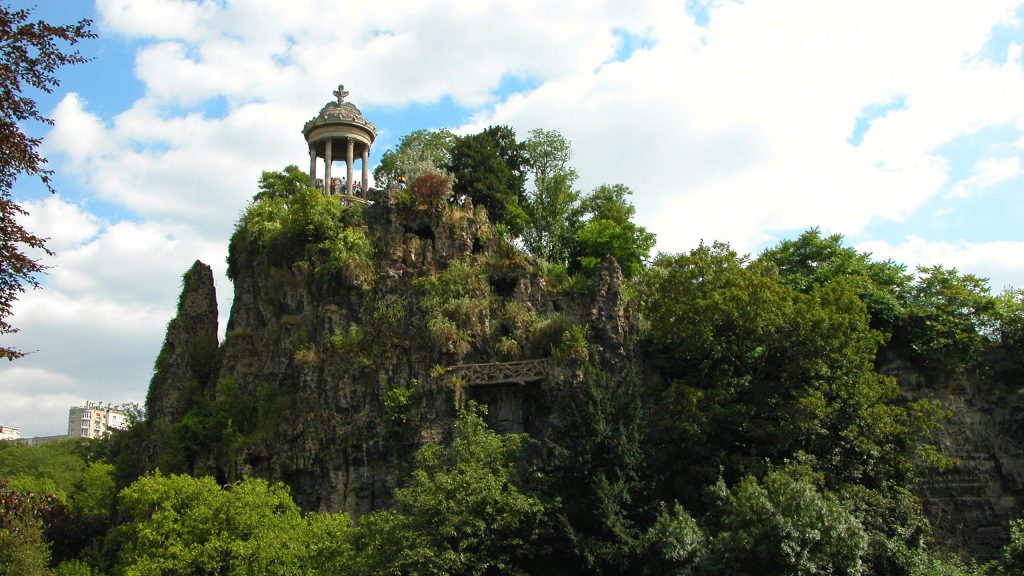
[361,147,369,194]
[324,138,333,193]
[346,138,355,195]
[308,146,317,187]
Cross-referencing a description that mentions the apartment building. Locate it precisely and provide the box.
[67,401,130,439]
[0,425,21,441]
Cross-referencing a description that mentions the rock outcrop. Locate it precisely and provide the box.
[143,187,637,514]
[916,386,1024,560]
[145,261,219,423]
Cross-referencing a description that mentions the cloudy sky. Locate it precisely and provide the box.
[3,0,1024,436]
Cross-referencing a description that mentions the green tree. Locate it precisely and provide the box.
[1,5,95,360]
[522,128,580,262]
[0,438,118,566]
[759,228,911,330]
[385,405,546,575]
[994,287,1024,378]
[539,367,648,574]
[448,126,529,235]
[228,181,371,283]
[373,128,458,188]
[109,473,309,576]
[570,184,656,279]
[0,438,108,503]
[253,164,311,200]
[901,265,999,381]
[996,517,1024,575]
[303,512,359,576]
[0,479,55,576]
[638,244,945,502]
[701,469,867,576]
[640,503,706,576]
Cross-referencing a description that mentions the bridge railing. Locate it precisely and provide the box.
[443,359,550,386]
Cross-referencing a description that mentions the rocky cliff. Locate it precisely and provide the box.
[916,385,1024,560]
[142,184,636,514]
[137,181,1024,559]
[145,261,219,424]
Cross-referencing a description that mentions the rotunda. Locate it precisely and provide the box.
[303,84,376,195]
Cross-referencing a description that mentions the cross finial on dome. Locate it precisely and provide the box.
[333,84,349,104]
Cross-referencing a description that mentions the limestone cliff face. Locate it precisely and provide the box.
[915,386,1024,560]
[145,187,637,514]
[145,261,219,423]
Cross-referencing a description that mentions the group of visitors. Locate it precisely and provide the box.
[327,177,363,195]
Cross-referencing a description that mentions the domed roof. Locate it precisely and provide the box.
[302,84,376,142]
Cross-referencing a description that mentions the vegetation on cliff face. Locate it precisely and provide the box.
[4,126,1024,574]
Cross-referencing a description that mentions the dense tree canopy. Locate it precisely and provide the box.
[0,479,56,576]
[382,405,546,575]
[108,473,311,576]
[448,125,530,236]
[701,469,868,576]
[638,243,947,498]
[759,228,910,330]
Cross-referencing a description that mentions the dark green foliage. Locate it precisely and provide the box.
[996,518,1024,575]
[138,377,265,480]
[570,184,656,279]
[759,228,911,330]
[638,243,946,503]
[0,479,55,575]
[838,483,946,576]
[759,229,1019,385]
[538,367,646,574]
[361,405,546,575]
[448,126,529,235]
[901,265,998,382]
[994,288,1024,379]
[640,503,706,575]
[0,438,121,566]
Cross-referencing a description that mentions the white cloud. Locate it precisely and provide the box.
[858,236,1024,291]
[0,290,167,435]
[948,156,1022,198]
[97,0,217,42]
[5,203,231,436]
[17,196,104,251]
[457,0,1024,254]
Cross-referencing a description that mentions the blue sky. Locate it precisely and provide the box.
[3,0,1024,435]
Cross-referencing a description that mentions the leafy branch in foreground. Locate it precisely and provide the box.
[0,5,95,360]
